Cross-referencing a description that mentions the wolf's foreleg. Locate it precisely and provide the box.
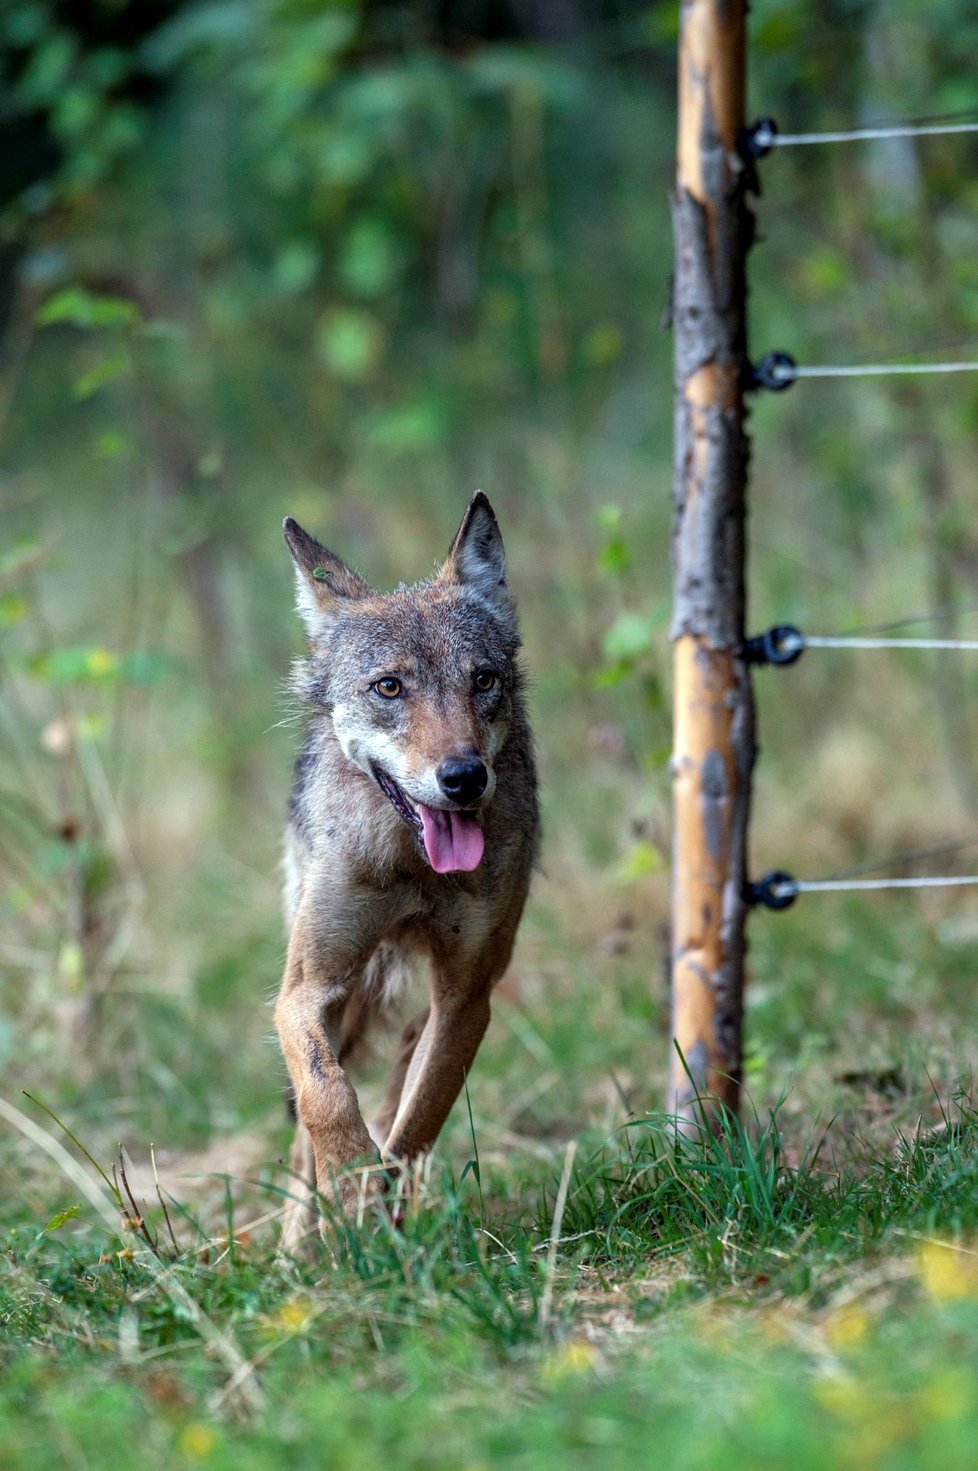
[382,986,492,1164]
[279,1120,318,1256]
[275,909,391,1244]
[367,1006,430,1149]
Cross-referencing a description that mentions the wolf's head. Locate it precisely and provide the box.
[284,493,524,874]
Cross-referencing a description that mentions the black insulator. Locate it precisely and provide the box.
[742,117,779,159]
[746,871,799,911]
[750,351,798,392]
[743,624,805,667]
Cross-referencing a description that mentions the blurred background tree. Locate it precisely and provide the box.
[2,0,978,1151]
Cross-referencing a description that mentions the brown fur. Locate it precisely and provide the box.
[275,493,538,1250]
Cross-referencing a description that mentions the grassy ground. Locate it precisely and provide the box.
[6,437,978,1464]
[5,1085,978,1470]
[4,869,978,1468]
[5,449,978,1466]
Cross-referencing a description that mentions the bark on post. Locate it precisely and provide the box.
[669,0,756,1124]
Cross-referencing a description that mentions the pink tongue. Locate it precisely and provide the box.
[417,805,485,873]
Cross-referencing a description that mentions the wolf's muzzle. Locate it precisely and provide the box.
[437,756,488,807]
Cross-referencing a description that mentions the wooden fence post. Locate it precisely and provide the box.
[669,0,756,1124]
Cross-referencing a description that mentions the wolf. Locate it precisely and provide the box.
[275,492,538,1248]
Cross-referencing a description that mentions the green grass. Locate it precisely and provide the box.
[6,1302,978,1471]
[5,1080,978,1468]
[5,804,978,1469]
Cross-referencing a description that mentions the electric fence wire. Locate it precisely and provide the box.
[805,634,978,651]
[774,360,978,383]
[750,847,978,904]
[741,103,978,905]
[774,874,978,899]
[750,863,978,906]
[747,619,978,899]
[753,117,978,150]
[755,627,978,660]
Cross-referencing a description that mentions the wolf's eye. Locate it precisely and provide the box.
[474,669,497,692]
[373,677,402,699]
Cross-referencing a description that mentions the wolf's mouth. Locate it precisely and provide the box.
[370,765,485,874]
[372,764,423,836]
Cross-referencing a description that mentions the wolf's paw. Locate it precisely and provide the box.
[377,1150,434,1231]
[278,1199,320,1263]
[313,1153,393,1239]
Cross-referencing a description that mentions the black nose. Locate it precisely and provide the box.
[437,757,488,806]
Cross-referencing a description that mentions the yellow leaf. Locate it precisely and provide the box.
[813,1374,865,1421]
[917,1368,974,1422]
[823,1302,870,1351]
[177,1424,216,1460]
[540,1337,599,1383]
[85,648,120,677]
[917,1240,978,1303]
[266,1295,315,1335]
[617,841,665,882]
[581,325,623,366]
[58,941,83,987]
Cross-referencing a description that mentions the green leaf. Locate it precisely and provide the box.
[273,240,320,296]
[17,31,76,105]
[640,675,665,713]
[87,47,129,91]
[44,1205,81,1232]
[582,325,623,367]
[30,646,120,683]
[595,504,622,533]
[315,308,383,382]
[315,132,373,187]
[73,352,129,400]
[0,594,29,628]
[32,648,171,690]
[339,218,400,300]
[618,841,665,882]
[593,660,632,689]
[96,430,128,459]
[799,248,850,297]
[602,611,658,664]
[641,743,672,772]
[53,85,99,139]
[36,287,140,331]
[3,6,46,47]
[141,1,261,72]
[366,399,449,453]
[598,537,630,576]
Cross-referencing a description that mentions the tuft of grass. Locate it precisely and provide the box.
[554,1094,829,1265]
[553,1089,978,1295]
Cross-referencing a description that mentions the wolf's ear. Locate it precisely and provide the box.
[438,492,514,616]
[283,517,371,640]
